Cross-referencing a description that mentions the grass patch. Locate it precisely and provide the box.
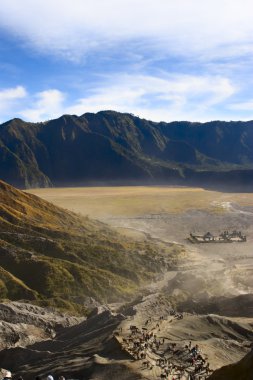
[0,180,183,314]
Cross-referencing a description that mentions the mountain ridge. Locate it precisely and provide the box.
[0,111,252,189]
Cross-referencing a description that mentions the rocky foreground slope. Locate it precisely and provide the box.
[0,111,253,189]
[0,180,252,379]
[209,350,253,380]
[0,301,83,350]
[0,293,252,380]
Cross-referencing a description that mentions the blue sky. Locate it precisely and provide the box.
[1,0,253,123]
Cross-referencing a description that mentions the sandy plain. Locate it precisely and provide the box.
[26,186,253,378]
[27,186,253,217]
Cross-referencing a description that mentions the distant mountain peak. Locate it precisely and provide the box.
[0,112,252,189]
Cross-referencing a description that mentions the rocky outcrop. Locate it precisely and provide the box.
[0,307,125,380]
[209,349,253,380]
[0,302,84,350]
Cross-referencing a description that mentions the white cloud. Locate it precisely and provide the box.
[1,0,253,61]
[65,73,236,121]
[0,85,27,115]
[0,85,26,102]
[228,100,253,111]
[0,74,237,123]
[20,89,65,121]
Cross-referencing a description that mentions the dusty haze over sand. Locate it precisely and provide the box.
[27,185,253,306]
[27,186,253,246]
[26,186,253,376]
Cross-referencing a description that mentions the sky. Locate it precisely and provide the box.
[1,0,253,123]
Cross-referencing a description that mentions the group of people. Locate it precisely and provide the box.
[117,313,212,380]
[2,308,213,380]
[1,371,66,380]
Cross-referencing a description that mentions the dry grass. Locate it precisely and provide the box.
[1,180,186,310]
[27,186,253,218]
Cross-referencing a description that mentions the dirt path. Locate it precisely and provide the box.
[103,204,253,378]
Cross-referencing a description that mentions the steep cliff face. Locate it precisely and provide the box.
[209,349,253,380]
[0,118,51,188]
[0,111,252,188]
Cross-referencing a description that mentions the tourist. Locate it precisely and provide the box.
[2,371,12,380]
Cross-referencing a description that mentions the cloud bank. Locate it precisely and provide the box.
[1,0,253,60]
[0,1,253,122]
[0,73,239,123]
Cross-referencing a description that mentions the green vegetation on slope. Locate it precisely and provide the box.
[0,180,183,314]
